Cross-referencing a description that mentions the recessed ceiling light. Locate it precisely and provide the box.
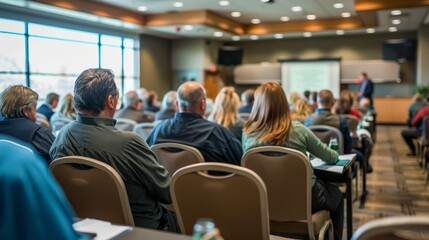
[303,32,312,37]
[389,27,397,32]
[391,10,402,16]
[261,0,274,3]
[333,3,344,9]
[183,25,193,31]
[231,11,241,17]
[366,28,375,33]
[280,16,290,22]
[392,19,401,25]
[213,31,223,37]
[307,14,316,20]
[274,33,283,39]
[291,6,302,12]
[336,30,345,35]
[137,5,147,12]
[341,12,351,18]
[250,35,259,40]
[251,19,261,24]
[232,36,241,41]
[173,2,183,8]
[219,1,230,6]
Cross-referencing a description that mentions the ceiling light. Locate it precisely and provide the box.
[392,19,401,25]
[173,2,183,8]
[391,10,402,16]
[219,1,229,6]
[291,6,302,12]
[231,11,241,17]
[260,0,275,3]
[274,33,283,39]
[250,35,259,40]
[137,5,147,12]
[183,25,193,31]
[341,12,351,18]
[280,16,290,22]
[232,36,240,41]
[251,19,261,24]
[389,27,397,32]
[336,30,345,35]
[333,3,344,9]
[213,31,223,37]
[303,32,312,37]
[366,28,375,33]
[306,14,316,20]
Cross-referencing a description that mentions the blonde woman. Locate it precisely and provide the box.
[291,98,313,122]
[242,81,343,240]
[208,87,245,140]
[289,91,301,111]
[51,94,76,122]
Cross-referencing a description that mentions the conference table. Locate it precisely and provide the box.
[311,154,356,240]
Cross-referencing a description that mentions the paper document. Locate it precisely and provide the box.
[73,218,132,240]
[311,154,356,174]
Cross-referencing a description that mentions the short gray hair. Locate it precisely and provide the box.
[0,85,38,119]
[124,90,139,108]
[161,91,177,110]
[177,82,206,111]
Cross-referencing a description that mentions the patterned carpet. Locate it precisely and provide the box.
[348,125,429,239]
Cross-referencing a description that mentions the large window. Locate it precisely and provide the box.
[0,17,139,100]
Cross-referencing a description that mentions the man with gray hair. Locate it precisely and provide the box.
[115,90,154,123]
[238,88,254,114]
[147,81,242,165]
[155,91,177,121]
[50,68,178,232]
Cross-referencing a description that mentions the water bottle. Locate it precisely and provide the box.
[328,137,339,152]
[192,218,216,240]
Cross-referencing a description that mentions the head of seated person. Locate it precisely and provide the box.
[0,85,39,122]
[317,89,335,111]
[0,136,79,240]
[124,90,140,110]
[177,81,207,117]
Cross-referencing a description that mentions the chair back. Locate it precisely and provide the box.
[241,146,315,238]
[133,122,156,140]
[351,216,429,240]
[421,116,429,144]
[115,118,137,131]
[49,156,134,226]
[171,162,270,240]
[341,114,361,148]
[309,125,344,154]
[151,142,204,176]
[51,117,73,132]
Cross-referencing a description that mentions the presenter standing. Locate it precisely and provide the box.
[359,72,374,110]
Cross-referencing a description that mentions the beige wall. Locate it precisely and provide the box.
[417,25,429,85]
[140,35,172,96]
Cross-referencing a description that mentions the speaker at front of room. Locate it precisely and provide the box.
[217,46,243,66]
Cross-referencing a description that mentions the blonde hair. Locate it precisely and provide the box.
[289,92,300,105]
[208,87,240,128]
[291,99,312,119]
[243,81,292,146]
[58,94,76,117]
[0,85,38,119]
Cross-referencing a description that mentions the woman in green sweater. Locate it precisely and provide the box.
[242,81,344,240]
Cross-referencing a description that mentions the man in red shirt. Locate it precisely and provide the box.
[402,105,429,155]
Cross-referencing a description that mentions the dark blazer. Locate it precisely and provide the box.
[37,104,55,121]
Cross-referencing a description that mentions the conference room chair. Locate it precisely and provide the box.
[133,122,156,140]
[341,114,361,148]
[309,125,344,155]
[351,216,429,240]
[310,125,360,201]
[49,156,135,226]
[171,162,271,240]
[151,142,204,176]
[416,116,429,169]
[241,146,333,240]
[50,117,73,133]
[115,118,137,132]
